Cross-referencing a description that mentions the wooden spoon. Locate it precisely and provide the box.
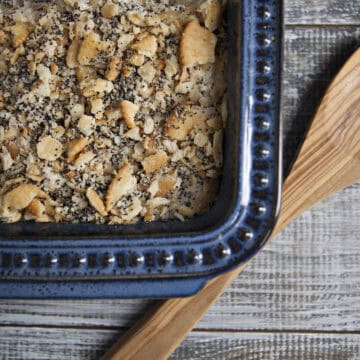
[102,48,360,360]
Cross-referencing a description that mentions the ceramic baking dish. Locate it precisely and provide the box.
[0,0,282,298]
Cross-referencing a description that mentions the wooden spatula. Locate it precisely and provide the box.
[102,48,360,360]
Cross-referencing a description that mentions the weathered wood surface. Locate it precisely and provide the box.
[286,0,360,25]
[0,328,359,360]
[1,2,360,359]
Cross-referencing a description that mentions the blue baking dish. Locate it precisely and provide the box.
[0,0,282,298]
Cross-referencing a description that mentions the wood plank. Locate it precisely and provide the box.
[285,0,360,25]
[282,27,360,172]
[171,332,360,360]
[0,327,359,360]
[0,22,359,337]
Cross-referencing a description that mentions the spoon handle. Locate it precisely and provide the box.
[102,48,360,360]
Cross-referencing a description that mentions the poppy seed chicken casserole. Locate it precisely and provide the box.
[0,0,227,224]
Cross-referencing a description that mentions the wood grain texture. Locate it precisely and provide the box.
[103,46,360,360]
[285,0,360,25]
[0,327,359,360]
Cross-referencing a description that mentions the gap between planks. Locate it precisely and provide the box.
[0,323,358,337]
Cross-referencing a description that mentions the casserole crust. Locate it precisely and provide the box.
[0,0,226,224]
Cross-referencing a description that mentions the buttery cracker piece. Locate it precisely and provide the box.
[138,61,156,83]
[128,13,146,27]
[147,180,159,198]
[105,107,121,122]
[147,197,170,209]
[78,115,96,136]
[199,0,222,32]
[90,98,104,119]
[117,34,134,52]
[194,132,208,147]
[120,100,139,129]
[130,53,145,67]
[67,137,89,162]
[37,136,63,161]
[24,200,51,222]
[66,38,81,68]
[76,66,96,82]
[50,63,58,75]
[0,146,13,171]
[82,78,114,97]
[180,20,217,68]
[10,22,31,48]
[123,127,142,141]
[74,151,95,167]
[25,199,46,218]
[142,150,169,174]
[164,55,179,78]
[71,103,85,120]
[132,35,158,58]
[164,108,206,141]
[3,184,42,211]
[143,117,154,134]
[101,1,119,19]
[157,175,177,197]
[0,30,8,45]
[105,57,122,81]
[213,129,223,167]
[0,91,4,109]
[106,164,137,211]
[86,188,107,216]
[78,32,102,65]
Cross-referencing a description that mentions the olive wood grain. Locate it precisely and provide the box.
[102,48,360,360]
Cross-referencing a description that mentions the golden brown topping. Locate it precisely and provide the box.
[77,115,96,136]
[199,0,222,32]
[0,91,4,109]
[25,199,50,222]
[164,108,206,141]
[50,63,59,75]
[157,175,177,197]
[142,150,169,174]
[101,1,119,18]
[3,184,42,211]
[105,57,122,81]
[0,0,226,224]
[120,100,139,129]
[180,19,216,68]
[36,136,63,161]
[74,151,96,168]
[106,164,137,211]
[129,53,145,67]
[128,13,146,27]
[67,137,89,162]
[78,32,103,65]
[82,78,114,97]
[86,188,107,216]
[66,38,81,68]
[10,22,31,48]
[132,35,158,58]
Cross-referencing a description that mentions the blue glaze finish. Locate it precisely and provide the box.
[0,0,282,298]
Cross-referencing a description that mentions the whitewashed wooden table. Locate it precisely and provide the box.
[1,1,360,359]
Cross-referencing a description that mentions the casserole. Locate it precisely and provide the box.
[0,0,282,298]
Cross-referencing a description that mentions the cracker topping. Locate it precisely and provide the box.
[0,0,227,224]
